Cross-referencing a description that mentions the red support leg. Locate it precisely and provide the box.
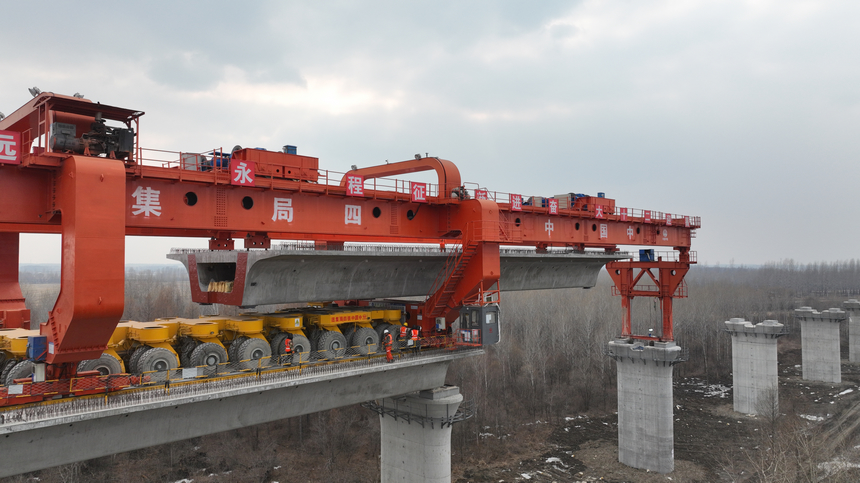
[43,157,126,374]
[0,232,30,329]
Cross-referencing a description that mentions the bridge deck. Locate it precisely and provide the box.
[0,347,482,478]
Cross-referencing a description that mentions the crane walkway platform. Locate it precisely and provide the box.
[0,346,482,478]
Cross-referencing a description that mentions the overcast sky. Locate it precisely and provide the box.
[3,1,858,266]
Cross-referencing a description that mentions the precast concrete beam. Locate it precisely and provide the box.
[0,351,479,478]
[725,318,785,414]
[377,386,464,483]
[606,338,683,474]
[844,299,860,363]
[167,248,627,306]
[795,307,847,383]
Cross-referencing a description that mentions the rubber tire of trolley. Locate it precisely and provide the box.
[128,346,153,374]
[77,353,123,375]
[228,336,248,363]
[352,327,380,356]
[289,335,312,364]
[235,338,272,370]
[190,342,228,368]
[137,347,179,373]
[316,330,348,360]
[5,360,36,385]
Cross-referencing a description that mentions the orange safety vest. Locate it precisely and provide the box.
[284,337,292,353]
[400,326,409,338]
[383,333,393,346]
[410,329,419,341]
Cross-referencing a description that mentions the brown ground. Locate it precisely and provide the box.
[454,342,860,483]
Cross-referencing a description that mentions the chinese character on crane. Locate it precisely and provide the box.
[510,194,522,212]
[410,182,427,203]
[346,175,364,196]
[131,186,162,217]
[230,160,255,186]
[345,205,361,225]
[0,131,20,164]
[272,198,294,222]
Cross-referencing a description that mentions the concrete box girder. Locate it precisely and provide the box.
[168,248,626,306]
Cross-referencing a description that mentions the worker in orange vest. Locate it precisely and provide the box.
[283,333,293,364]
[383,329,394,363]
[410,326,420,354]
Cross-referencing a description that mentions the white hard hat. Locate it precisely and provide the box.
[383,329,389,333]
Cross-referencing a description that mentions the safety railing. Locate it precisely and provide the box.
[459,182,701,229]
[135,147,443,199]
[169,243,462,255]
[133,148,701,227]
[614,250,698,263]
[361,393,475,428]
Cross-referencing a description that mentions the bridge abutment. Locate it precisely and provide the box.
[373,386,464,483]
[724,318,785,414]
[796,307,847,383]
[607,339,683,474]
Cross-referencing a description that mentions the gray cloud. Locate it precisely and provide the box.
[4,1,860,265]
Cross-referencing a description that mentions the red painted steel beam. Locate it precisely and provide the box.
[339,157,462,199]
[0,163,695,249]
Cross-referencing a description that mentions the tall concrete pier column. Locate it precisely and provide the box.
[369,386,465,483]
[795,307,848,383]
[724,318,785,414]
[844,299,860,363]
[606,338,685,474]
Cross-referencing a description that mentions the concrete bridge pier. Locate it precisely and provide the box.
[606,338,684,474]
[844,300,860,363]
[724,318,785,414]
[367,385,464,483]
[795,307,848,383]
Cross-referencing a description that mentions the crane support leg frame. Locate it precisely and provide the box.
[606,258,690,341]
[0,233,30,329]
[43,157,126,370]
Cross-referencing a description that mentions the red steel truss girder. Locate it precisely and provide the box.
[0,163,695,248]
[605,260,691,341]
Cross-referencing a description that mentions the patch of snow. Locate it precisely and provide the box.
[546,457,562,463]
[273,466,281,470]
[800,414,824,421]
[521,473,532,480]
[838,389,854,396]
[173,480,193,483]
[819,457,860,476]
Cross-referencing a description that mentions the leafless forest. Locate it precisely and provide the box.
[7,259,860,482]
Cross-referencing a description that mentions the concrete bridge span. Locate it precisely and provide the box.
[0,350,480,478]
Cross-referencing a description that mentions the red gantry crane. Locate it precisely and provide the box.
[0,92,699,405]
